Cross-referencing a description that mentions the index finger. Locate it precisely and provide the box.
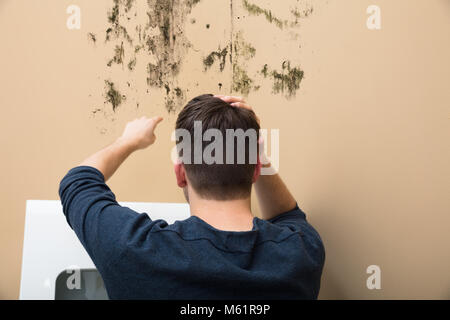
[150,116,163,128]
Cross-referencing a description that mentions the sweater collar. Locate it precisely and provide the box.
[167,215,297,253]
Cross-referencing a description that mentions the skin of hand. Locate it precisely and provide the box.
[213,95,260,125]
[120,116,164,151]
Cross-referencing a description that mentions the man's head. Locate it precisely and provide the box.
[175,94,261,201]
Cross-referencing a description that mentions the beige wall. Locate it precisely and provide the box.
[0,0,449,299]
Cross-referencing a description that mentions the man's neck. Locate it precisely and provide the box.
[189,196,254,232]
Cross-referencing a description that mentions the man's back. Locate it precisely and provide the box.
[101,209,324,300]
[60,166,325,300]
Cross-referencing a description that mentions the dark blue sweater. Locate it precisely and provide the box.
[59,166,325,299]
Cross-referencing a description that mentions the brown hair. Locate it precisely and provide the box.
[175,94,260,200]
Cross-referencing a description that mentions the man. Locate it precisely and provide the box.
[59,94,325,299]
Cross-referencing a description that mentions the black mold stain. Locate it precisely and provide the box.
[107,41,125,67]
[242,0,313,29]
[127,57,136,71]
[124,0,134,12]
[89,0,313,119]
[104,80,125,111]
[91,108,102,115]
[106,0,133,44]
[231,31,259,95]
[87,33,97,44]
[142,0,200,112]
[95,0,202,113]
[291,6,314,19]
[203,47,228,71]
[233,31,256,60]
[165,86,185,113]
[260,61,304,98]
[228,1,312,96]
[232,64,253,95]
[242,0,285,29]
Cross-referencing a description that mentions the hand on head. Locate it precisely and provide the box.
[214,94,264,150]
[213,95,260,125]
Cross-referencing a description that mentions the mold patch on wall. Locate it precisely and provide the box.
[203,47,228,72]
[91,0,201,114]
[242,0,313,29]
[234,0,312,98]
[231,31,258,95]
[89,0,314,119]
[104,80,126,112]
[261,61,304,98]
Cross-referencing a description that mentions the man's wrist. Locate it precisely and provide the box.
[115,137,139,153]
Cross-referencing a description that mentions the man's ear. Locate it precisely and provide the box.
[174,161,187,188]
[252,158,262,183]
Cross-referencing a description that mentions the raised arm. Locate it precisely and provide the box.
[253,170,297,220]
[59,115,163,266]
[81,116,163,181]
[214,95,297,220]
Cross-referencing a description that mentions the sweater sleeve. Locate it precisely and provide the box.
[58,166,150,265]
[269,204,325,269]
